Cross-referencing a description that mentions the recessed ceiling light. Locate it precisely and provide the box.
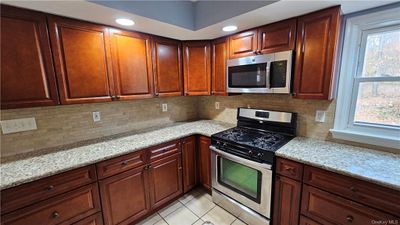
[222,25,238,32]
[115,18,135,26]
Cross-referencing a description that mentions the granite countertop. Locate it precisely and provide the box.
[277,137,400,191]
[1,121,399,192]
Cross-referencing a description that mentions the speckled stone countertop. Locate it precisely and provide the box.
[0,120,234,190]
[276,137,400,191]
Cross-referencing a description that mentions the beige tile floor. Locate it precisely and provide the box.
[137,188,248,225]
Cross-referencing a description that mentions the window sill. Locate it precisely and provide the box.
[330,129,400,149]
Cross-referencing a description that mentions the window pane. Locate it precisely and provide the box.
[354,82,400,126]
[361,29,400,77]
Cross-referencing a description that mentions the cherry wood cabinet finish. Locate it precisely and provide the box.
[301,185,396,225]
[299,216,321,225]
[294,6,341,99]
[152,37,183,97]
[276,157,304,181]
[2,183,101,225]
[272,175,302,225]
[149,140,181,162]
[48,16,114,104]
[183,41,211,96]
[182,136,198,193]
[303,166,400,217]
[211,37,228,96]
[1,166,96,215]
[258,18,297,54]
[198,136,212,191]
[73,213,104,225]
[148,153,183,209]
[99,165,150,225]
[109,29,154,100]
[229,29,258,58]
[0,6,59,109]
[96,149,147,179]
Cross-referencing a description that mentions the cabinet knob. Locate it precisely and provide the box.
[52,211,60,219]
[121,160,128,166]
[253,50,258,55]
[346,215,354,223]
[349,186,358,192]
[258,50,262,54]
[283,165,295,174]
[155,93,159,96]
[46,185,55,191]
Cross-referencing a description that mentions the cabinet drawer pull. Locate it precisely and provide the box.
[52,211,60,219]
[349,186,358,192]
[121,161,128,166]
[346,215,353,223]
[284,165,295,173]
[46,185,55,191]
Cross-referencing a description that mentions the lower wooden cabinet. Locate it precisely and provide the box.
[299,216,321,225]
[182,136,198,193]
[198,136,212,191]
[73,213,104,225]
[99,165,150,225]
[272,175,301,225]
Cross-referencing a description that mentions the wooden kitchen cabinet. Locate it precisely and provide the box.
[109,29,153,100]
[1,6,59,109]
[258,18,297,54]
[99,165,150,225]
[149,152,183,209]
[183,41,211,96]
[152,37,183,97]
[229,29,258,58]
[48,16,114,104]
[182,136,198,193]
[198,136,212,191]
[294,6,341,99]
[212,37,228,96]
[73,213,104,225]
[272,175,302,225]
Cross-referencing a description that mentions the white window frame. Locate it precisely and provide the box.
[331,6,400,149]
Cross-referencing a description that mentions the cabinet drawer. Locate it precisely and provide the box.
[149,140,180,162]
[97,150,147,179]
[2,183,101,225]
[276,157,303,181]
[73,213,104,225]
[303,166,400,217]
[301,185,397,225]
[1,166,96,214]
[300,216,321,225]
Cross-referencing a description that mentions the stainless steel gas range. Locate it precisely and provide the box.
[210,108,297,225]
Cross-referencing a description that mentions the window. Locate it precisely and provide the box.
[332,6,400,149]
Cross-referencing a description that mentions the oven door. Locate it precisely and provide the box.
[210,146,272,218]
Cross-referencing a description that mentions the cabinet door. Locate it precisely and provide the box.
[110,30,153,100]
[182,136,197,193]
[198,136,211,191]
[48,16,114,104]
[99,166,150,225]
[212,37,228,96]
[258,18,296,54]
[294,7,340,99]
[229,29,258,58]
[183,41,211,96]
[299,216,321,225]
[153,37,183,97]
[149,153,183,209]
[1,6,59,109]
[73,213,104,225]
[272,175,302,225]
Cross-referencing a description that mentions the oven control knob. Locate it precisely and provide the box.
[248,150,253,156]
[257,153,264,158]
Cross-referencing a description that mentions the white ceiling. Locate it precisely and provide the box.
[3,0,397,40]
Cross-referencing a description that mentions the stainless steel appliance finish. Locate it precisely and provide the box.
[238,108,293,123]
[227,50,293,94]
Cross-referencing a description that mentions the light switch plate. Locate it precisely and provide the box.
[1,117,37,134]
[162,103,168,112]
[92,111,101,122]
[215,102,220,110]
[315,110,326,123]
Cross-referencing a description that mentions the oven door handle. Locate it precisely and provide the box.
[210,146,272,170]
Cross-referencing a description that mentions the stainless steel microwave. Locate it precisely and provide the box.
[226,50,293,94]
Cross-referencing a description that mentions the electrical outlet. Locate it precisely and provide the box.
[215,102,220,110]
[1,117,37,134]
[315,110,326,123]
[162,103,168,112]
[92,111,101,122]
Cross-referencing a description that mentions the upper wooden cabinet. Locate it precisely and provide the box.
[229,29,258,58]
[0,6,59,109]
[152,37,183,97]
[48,16,114,104]
[258,18,297,54]
[109,29,154,100]
[294,7,341,99]
[211,37,228,96]
[183,41,211,96]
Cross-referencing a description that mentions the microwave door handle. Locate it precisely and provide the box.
[266,62,271,89]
